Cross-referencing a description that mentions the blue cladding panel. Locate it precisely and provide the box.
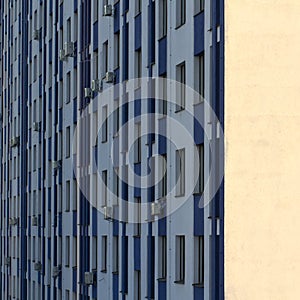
[113,273,119,300]
[194,196,204,235]
[73,268,77,292]
[114,2,120,32]
[194,103,204,144]
[92,208,97,236]
[121,235,128,293]
[134,237,141,270]
[73,212,77,236]
[59,4,63,28]
[158,280,166,300]
[135,14,142,50]
[158,218,166,236]
[194,286,204,300]
[194,13,205,55]
[93,21,98,51]
[158,37,167,75]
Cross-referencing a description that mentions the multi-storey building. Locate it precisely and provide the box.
[0,1,224,299]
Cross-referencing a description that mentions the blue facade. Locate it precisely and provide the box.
[0,1,224,299]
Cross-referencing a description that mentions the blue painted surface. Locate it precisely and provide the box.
[93,21,98,51]
[158,280,166,300]
[194,13,205,55]
[134,236,141,271]
[158,37,167,75]
[135,14,142,50]
[114,2,120,32]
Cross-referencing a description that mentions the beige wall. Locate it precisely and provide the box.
[225,1,300,299]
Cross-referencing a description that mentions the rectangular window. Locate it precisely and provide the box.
[73,69,77,99]
[194,236,204,285]
[135,0,142,15]
[134,123,141,163]
[73,237,77,267]
[112,236,119,273]
[195,144,204,194]
[92,237,97,270]
[135,50,142,87]
[195,0,205,15]
[73,180,78,211]
[176,0,186,28]
[103,41,108,76]
[102,170,108,207]
[65,236,70,267]
[102,105,108,143]
[66,126,70,158]
[159,0,167,38]
[134,197,141,236]
[195,53,204,100]
[67,18,71,42]
[93,0,99,22]
[66,72,71,103]
[113,99,120,137]
[176,148,185,196]
[176,62,186,111]
[158,154,167,199]
[33,56,37,82]
[114,32,120,69]
[113,167,119,205]
[134,270,141,300]
[175,235,185,283]
[158,75,167,116]
[101,236,108,272]
[158,236,167,279]
[66,180,70,211]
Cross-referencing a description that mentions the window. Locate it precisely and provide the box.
[73,69,77,98]
[158,154,167,199]
[113,168,119,205]
[175,148,185,196]
[102,105,108,143]
[158,236,167,279]
[102,170,108,207]
[93,0,99,22]
[73,180,78,211]
[33,56,37,82]
[113,99,120,137]
[135,49,142,86]
[73,237,77,267]
[159,0,167,38]
[103,41,108,76]
[114,32,120,69]
[66,72,71,103]
[134,123,141,163]
[135,0,142,15]
[92,237,97,270]
[66,181,70,211]
[195,53,204,100]
[112,236,119,273]
[134,270,141,300]
[176,0,186,28]
[194,236,204,286]
[195,0,204,15]
[195,144,204,194]
[67,18,71,42]
[176,62,186,111]
[101,236,108,272]
[66,126,70,158]
[134,197,141,236]
[65,236,70,267]
[158,75,167,116]
[175,236,185,283]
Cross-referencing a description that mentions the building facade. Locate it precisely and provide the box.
[0,1,224,300]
